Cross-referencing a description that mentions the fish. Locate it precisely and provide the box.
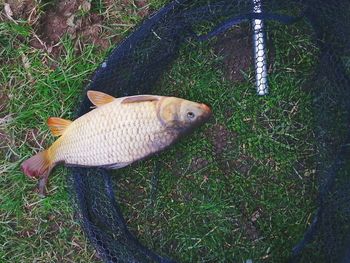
[21,90,212,195]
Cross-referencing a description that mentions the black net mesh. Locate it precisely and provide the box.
[66,0,350,262]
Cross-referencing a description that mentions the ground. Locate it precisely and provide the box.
[1,1,319,262]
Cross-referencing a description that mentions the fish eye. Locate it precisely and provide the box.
[187,111,195,120]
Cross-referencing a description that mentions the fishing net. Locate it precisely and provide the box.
[67,0,350,262]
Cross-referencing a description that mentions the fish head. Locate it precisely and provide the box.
[159,97,212,133]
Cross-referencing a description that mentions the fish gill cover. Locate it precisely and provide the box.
[66,0,350,262]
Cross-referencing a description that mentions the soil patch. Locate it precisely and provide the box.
[134,0,150,18]
[239,206,263,241]
[206,124,239,173]
[214,24,276,83]
[214,25,253,83]
[5,0,36,20]
[30,0,109,54]
[205,123,255,175]
[189,156,210,172]
[243,219,260,241]
[207,124,238,156]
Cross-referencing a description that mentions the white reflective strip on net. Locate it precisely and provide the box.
[253,0,268,96]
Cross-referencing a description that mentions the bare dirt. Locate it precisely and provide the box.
[5,0,36,20]
[205,123,252,175]
[204,123,255,176]
[239,205,262,242]
[208,124,237,156]
[31,0,109,54]
[134,0,150,18]
[4,0,152,56]
[214,24,276,83]
[4,0,111,55]
[189,156,209,172]
[242,219,260,241]
[207,124,261,241]
[214,25,253,83]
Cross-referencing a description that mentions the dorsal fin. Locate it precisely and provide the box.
[121,95,161,104]
[87,90,116,107]
[47,117,72,137]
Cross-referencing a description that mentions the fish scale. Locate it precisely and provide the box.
[21,91,211,195]
[51,100,165,168]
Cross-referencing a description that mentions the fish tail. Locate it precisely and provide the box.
[21,150,53,179]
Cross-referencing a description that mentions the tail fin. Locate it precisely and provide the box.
[21,150,53,179]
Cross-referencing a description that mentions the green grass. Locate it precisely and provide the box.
[1,1,319,262]
[0,22,104,262]
[112,21,319,262]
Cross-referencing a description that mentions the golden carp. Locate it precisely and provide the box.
[21,90,211,195]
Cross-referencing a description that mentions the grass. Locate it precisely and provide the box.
[113,21,319,262]
[0,24,103,263]
[1,1,319,262]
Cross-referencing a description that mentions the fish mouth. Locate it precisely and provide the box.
[200,103,212,119]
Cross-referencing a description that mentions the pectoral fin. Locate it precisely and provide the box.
[103,161,132,169]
